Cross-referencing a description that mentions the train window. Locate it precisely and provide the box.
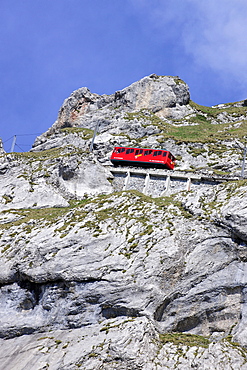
[126,149,134,154]
[153,151,162,156]
[162,152,167,157]
[168,153,172,159]
[144,150,152,156]
[135,149,143,155]
[116,148,125,153]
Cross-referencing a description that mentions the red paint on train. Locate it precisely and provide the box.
[110,147,176,170]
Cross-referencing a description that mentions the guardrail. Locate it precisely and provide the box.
[108,167,238,196]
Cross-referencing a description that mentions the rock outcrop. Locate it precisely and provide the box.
[1,75,247,369]
[53,74,190,130]
[0,139,9,175]
[0,139,5,155]
[33,74,191,152]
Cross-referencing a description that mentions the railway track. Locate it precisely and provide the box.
[104,165,238,196]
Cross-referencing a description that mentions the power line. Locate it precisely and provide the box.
[15,133,42,136]
[1,133,42,153]
[15,143,26,152]
[2,133,42,143]
[18,144,33,147]
[3,136,14,144]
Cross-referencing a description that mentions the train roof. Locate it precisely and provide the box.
[113,146,170,152]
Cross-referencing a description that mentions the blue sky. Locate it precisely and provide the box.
[1,0,247,152]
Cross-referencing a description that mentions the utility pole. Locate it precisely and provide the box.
[241,144,247,178]
[234,135,247,178]
[89,121,100,152]
[10,135,17,153]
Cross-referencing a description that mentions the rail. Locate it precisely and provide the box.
[106,166,238,196]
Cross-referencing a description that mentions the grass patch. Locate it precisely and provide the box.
[224,335,247,361]
[188,147,207,157]
[0,207,74,231]
[2,195,12,204]
[159,332,210,348]
[1,244,11,253]
[189,114,208,124]
[189,100,247,117]
[0,190,192,244]
[122,101,247,144]
[10,146,90,163]
[61,127,94,139]
[162,119,247,144]
[11,147,62,160]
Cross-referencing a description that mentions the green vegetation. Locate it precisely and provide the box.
[159,119,247,143]
[61,127,94,140]
[189,114,208,124]
[88,352,98,358]
[0,190,192,260]
[224,335,247,362]
[10,145,89,163]
[189,100,247,118]
[0,207,72,231]
[159,332,210,348]
[37,336,54,341]
[1,244,11,253]
[174,77,186,85]
[188,147,207,157]
[2,195,12,204]
[124,110,162,128]
[11,147,63,161]
[124,101,247,144]
[196,179,247,220]
[151,75,186,85]
[100,318,135,334]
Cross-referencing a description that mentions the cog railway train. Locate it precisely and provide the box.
[110,147,176,170]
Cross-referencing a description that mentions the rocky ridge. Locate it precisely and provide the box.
[1,75,247,369]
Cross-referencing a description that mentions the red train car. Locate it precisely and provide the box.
[110,147,176,170]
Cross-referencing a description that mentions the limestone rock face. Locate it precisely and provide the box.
[114,74,190,114]
[0,138,5,155]
[55,74,190,128]
[1,319,247,370]
[0,158,8,176]
[0,146,113,212]
[1,75,247,369]
[33,74,191,151]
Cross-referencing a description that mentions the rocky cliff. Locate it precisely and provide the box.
[1,75,247,369]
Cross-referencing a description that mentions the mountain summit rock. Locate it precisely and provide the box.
[1,75,247,369]
[54,74,190,129]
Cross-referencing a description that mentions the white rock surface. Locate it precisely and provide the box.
[0,318,247,370]
[1,75,247,368]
